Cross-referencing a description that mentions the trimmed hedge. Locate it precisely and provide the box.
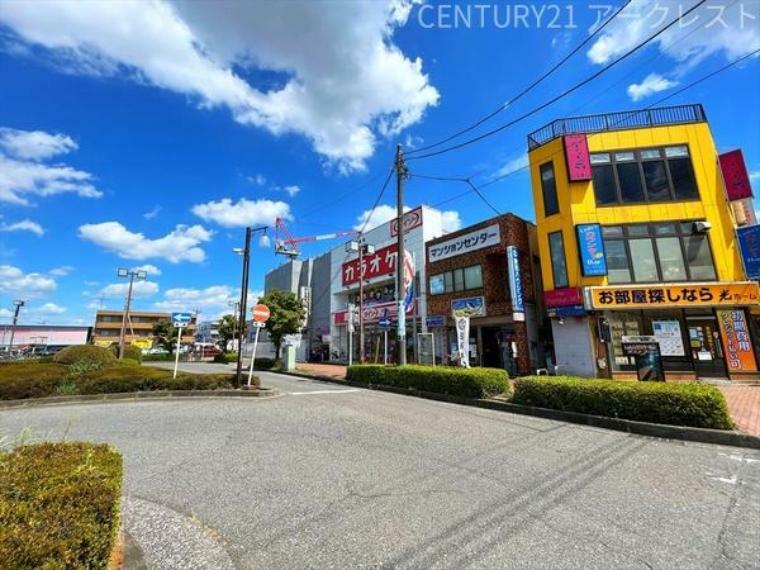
[142,353,174,362]
[347,365,509,399]
[109,344,143,362]
[0,442,123,568]
[0,362,69,400]
[213,352,237,364]
[513,376,734,430]
[53,345,117,367]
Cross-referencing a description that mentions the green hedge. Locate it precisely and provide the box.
[53,345,117,367]
[513,376,734,430]
[213,352,237,364]
[0,442,123,568]
[0,362,69,400]
[347,365,509,399]
[109,344,143,362]
[142,353,174,362]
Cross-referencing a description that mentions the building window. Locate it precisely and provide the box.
[548,231,568,289]
[591,145,699,205]
[601,221,716,284]
[429,265,483,295]
[540,161,559,216]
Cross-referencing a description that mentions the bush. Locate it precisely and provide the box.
[0,442,122,568]
[0,362,68,400]
[253,357,277,371]
[213,352,237,364]
[109,344,143,362]
[142,353,173,362]
[53,345,117,367]
[512,376,734,430]
[347,365,509,399]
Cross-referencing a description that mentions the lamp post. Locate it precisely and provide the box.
[227,300,240,351]
[346,237,375,363]
[117,268,147,359]
[6,299,25,353]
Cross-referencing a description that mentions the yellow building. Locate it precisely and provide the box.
[92,310,196,348]
[528,104,759,382]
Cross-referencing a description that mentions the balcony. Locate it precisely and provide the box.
[527,104,706,150]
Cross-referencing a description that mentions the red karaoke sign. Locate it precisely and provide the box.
[342,243,398,286]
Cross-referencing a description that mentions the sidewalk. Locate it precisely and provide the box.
[719,385,760,437]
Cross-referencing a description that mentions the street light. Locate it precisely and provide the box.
[346,236,375,363]
[117,268,147,359]
[6,299,25,353]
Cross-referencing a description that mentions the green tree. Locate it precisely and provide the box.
[152,319,178,353]
[259,290,306,361]
[217,314,247,350]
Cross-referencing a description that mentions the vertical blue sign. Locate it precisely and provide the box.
[737,225,760,280]
[576,223,607,276]
[507,246,525,321]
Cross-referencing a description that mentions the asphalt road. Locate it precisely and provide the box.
[1,368,759,569]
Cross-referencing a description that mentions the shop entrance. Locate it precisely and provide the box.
[686,316,727,378]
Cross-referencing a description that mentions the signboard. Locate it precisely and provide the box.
[547,305,586,318]
[342,243,397,286]
[563,134,592,181]
[717,309,758,373]
[737,225,760,280]
[171,312,192,327]
[428,223,501,263]
[426,315,446,328]
[621,335,664,381]
[333,299,414,325]
[586,282,760,310]
[451,296,486,318]
[732,198,758,227]
[544,287,583,308]
[251,321,266,328]
[719,149,753,201]
[390,206,423,237]
[455,316,470,368]
[506,246,525,322]
[417,333,435,366]
[575,224,607,276]
[252,304,271,323]
[652,320,685,356]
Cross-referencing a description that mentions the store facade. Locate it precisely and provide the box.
[424,214,542,375]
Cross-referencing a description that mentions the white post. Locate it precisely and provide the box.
[384,329,388,365]
[173,326,183,379]
[348,328,353,366]
[247,325,261,387]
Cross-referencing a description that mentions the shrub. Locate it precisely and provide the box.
[512,376,734,430]
[213,352,237,364]
[347,365,509,399]
[53,345,117,367]
[253,357,277,370]
[142,353,173,362]
[109,344,143,362]
[0,362,68,399]
[0,442,123,568]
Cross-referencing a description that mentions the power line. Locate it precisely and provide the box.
[407,0,632,156]
[359,164,396,235]
[407,0,707,162]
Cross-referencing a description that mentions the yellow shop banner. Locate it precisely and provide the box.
[586,282,760,310]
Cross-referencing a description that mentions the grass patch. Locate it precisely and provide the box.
[0,442,123,568]
[347,364,509,399]
[513,376,734,430]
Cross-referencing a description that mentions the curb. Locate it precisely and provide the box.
[277,370,760,450]
[0,388,278,410]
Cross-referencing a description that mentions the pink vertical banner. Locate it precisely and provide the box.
[563,134,592,181]
[719,149,753,201]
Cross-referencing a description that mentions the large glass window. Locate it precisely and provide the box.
[464,265,483,289]
[429,265,483,295]
[590,145,700,205]
[540,162,559,216]
[429,274,445,295]
[601,221,717,284]
[548,231,568,288]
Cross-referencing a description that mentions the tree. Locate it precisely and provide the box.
[259,290,306,361]
[217,314,247,350]
[152,319,178,353]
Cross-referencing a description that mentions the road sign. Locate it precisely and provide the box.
[378,318,391,329]
[252,304,270,323]
[252,321,266,328]
[171,312,192,327]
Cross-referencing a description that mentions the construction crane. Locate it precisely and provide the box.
[274,217,358,258]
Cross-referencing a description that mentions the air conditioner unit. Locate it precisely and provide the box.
[693,221,712,233]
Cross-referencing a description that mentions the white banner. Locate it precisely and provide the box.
[455,316,470,368]
[428,223,501,262]
[652,320,685,356]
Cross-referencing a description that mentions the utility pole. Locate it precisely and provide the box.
[358,236,365,363]
[7,300,25,353]
[395,144,407,366]
[117,268,147,359]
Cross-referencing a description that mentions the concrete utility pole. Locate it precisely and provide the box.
[117,268,147,359]
[7,299,25,353]
[358,238,365,363]
[395,144,407,366]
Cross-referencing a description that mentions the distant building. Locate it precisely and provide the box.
[1,324,91,350]
[195,321,220,344]
[92,310,196,348]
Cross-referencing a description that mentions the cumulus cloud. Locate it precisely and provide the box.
[192,198,291,228]
[354,204,410,232]
[143,205,161,220]
[32,302,67,315]
[493,153,529,178]
[440,210,462,233]
[99,280,159,298]
[49,265,74,276]
[0,127,102,205]
[283,185,300,197]
[627,73,678,102]
[258,234,271,248]
[132,264,162,276]
[0,264,57,296]
[78,222,212,263]
[153,285,261,318]
[0,0,439,171]
[0,218,45,236]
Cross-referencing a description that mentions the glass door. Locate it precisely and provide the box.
[686,317,727,378]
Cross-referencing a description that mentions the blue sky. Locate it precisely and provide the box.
[0,0,758,325]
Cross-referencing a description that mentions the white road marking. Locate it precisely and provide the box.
[288,389,361,396]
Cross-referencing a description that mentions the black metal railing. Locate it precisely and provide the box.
[527,104,707,149]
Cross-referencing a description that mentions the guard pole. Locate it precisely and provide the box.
[247,325,260,387]
[384,329,388,365]
[173,326,183,379]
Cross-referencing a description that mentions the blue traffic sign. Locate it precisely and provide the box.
[171,312,192,327]
[378,319,391,329]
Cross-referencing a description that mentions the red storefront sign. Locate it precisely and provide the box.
[563,134,592,181]
[544,287,583,308]
[719,149,753,201]
[333,300,415,325]
[390,206,423,237]
[342,243,397,286]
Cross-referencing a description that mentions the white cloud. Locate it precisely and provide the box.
[353,204,410,232]
[152,284,261,319]
[587,1,760,72]
[749,170,760,182]
[0,264,57,296]
[132,264,162,276]
[248,174,267,186]
[49,265,74,276]
[283,185,300,197]
[99,280,159,298]
[0,218,45,236]
[0,0,439,171]
[258,234,271,248]
[0,127,77,160]
[33,302,67,315]
[0,127,102,206]
[0,308,13,319]
[627,73,678,102]
[440,210,462,233]
[78,221,212,263]
[192,197,291,228]
[494,153,529,178]
[143,205,161,220]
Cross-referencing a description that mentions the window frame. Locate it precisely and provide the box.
[548,231,569,289]
[540,161,559,217]
[428,264,484,295]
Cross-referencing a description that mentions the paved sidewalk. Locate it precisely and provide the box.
[720,385,760,436]
[296,362,347,380]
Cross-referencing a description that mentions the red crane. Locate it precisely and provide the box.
[274,217,358,258]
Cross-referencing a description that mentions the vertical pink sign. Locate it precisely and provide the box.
[563,134,592,181]
[719,149,753,201]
